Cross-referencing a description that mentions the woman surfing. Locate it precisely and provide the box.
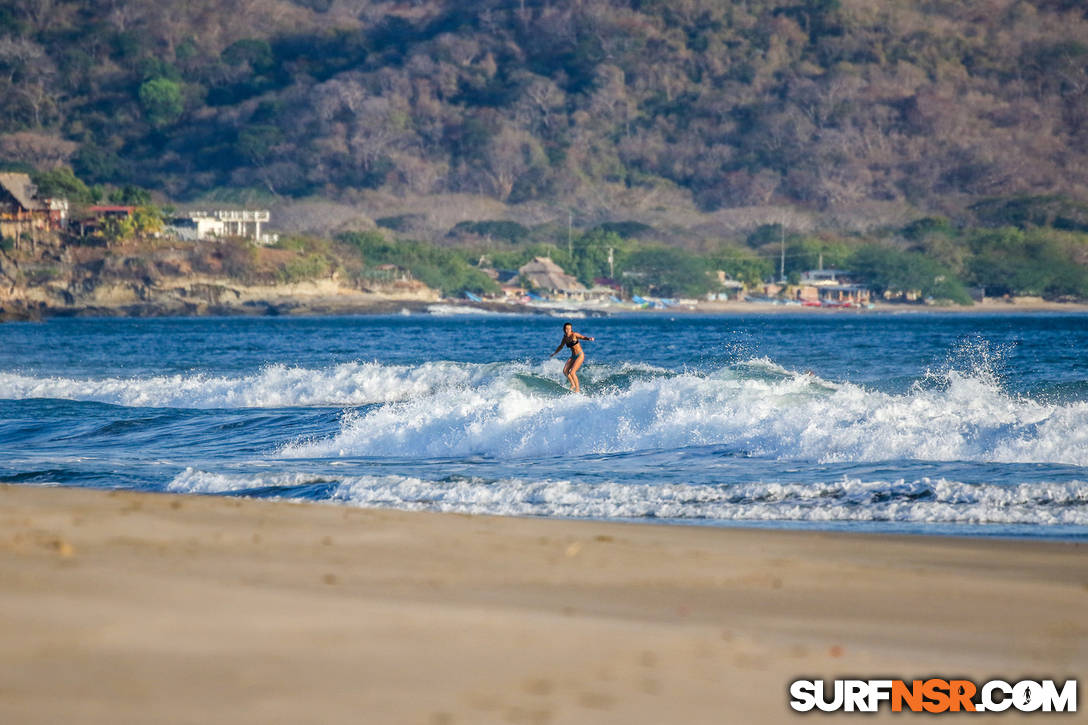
[549,322,595,393]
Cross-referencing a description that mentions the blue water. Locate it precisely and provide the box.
[2,312,1087,538]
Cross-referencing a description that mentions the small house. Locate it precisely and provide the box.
[0,172,67,240]
[815,284,870,305]
[517,257,586,298]
[713,270,746,291]
[499,283,527,299]
[794,269,871,306]
[76,205,136,237]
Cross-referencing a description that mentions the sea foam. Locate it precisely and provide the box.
[0,361,506,409]
[281,361,1088,467]
[166,468,1088,526]
[5,358,1087,468]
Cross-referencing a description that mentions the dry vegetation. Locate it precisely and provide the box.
[0,0,1085,221]
[3,0,1088,304]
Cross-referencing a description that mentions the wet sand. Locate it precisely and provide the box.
[1,484,1085,723]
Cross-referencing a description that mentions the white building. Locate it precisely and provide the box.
[800,269,850,285]
[170,209,275,244]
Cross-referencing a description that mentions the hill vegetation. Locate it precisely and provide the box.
[2,0,1088,304]
[0,0,1086,217]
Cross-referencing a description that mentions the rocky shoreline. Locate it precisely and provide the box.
[3,238,1087,323]
[0,279,445,322]
[0,236,445,322]
[0,298,430,322]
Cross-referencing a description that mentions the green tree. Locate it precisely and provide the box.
[236,125,283,162]
[132,205,163,236]
[100,205,162,243]
[73,145,123,184]
[901,217,955,242]
[965,227,1088,298]
[139,77,183,127]
[709,246,773,286]
[222,39,274,72]
[108,185,151,205]
[783,237,852,276]
[32,167,92,203]
[338,231,498,296]
[571,229,628,284]
[101,214,135,244]
[970,196,1088,233]
[746,224,785,248]
[849,245,971,304]
[619,246,711,298]
[450,220,530,243]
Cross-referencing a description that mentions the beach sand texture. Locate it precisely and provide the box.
[1,483,1085,724]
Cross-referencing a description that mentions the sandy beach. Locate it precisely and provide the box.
[5,292,1088,322]
[1,484,1084,723]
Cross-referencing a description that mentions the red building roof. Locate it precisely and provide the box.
[87,205,136,214]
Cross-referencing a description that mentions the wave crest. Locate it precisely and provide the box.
[0,361,508,409]
[283,363,1088,466]
[167,468,1088,526]
[5,357,1086,467]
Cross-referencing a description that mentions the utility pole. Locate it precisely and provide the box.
[567,210,573,260]
[779,224,786,282]
[608,247,614,279]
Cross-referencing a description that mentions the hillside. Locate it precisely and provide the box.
[0,233,438,320]
[1,0,1087,226]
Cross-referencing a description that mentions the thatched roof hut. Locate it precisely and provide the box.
[517,256,585,296]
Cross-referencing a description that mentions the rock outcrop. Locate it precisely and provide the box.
[0,237,439,321]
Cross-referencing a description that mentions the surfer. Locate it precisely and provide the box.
[549,322,594,393]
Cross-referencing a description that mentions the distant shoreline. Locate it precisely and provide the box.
[3,297,1088,322]
[691,299,1088,315]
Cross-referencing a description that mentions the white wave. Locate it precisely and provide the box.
[0,361,509,409]
[166,468,1088,526]
[168,468,333,493]
[0,359,667,409]
[425,304,517,316]
[282,364,1088,467]
[7,356,1088,468]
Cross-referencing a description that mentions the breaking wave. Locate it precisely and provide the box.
[5,356,1087,468]
[0,361,518,409]
[281,359,1088,467]
[167,468,1088,526]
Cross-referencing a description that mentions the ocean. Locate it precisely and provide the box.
[2,311,1087,539]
